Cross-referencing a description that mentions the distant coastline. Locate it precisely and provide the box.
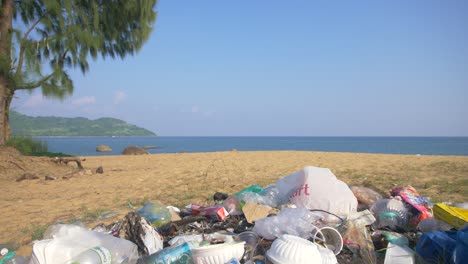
[11,111,156,137]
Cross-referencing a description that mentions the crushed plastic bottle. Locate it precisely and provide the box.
[370,199,408,230]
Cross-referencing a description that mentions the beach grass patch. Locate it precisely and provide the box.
[21,223,48,241]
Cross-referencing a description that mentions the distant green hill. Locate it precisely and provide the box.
[10,111,156,136]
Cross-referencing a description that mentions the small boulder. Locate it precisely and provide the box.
[16,173,40,182]
[96,166,104,174]
[121,146,148,155]
[96,145,112,152]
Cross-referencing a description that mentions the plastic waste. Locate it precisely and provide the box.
[252,207,321,240]
[370,199,408,230]
[350,186,383,206]
[416,226,468,264]
[0,252,16,264]
[191,241,245,264]
[168,233,234,247]
[222,196,242,215]
[453,226,468,264]
[380,231,409,247]
[313,227,343,255]
[276,166,358,219]
[30,224,138,264]
[390,185,432,227]
[417,217,453,232]
[137,243,193,264]
[316,246,337,264]
[1,255,29,264]
[347,210,376,227]
[234,185,263,198]
[64,246,112,264]
[137,203,172,227]
[384,242,414,264]
[236,232,259,263]
[341,219,376,264]
[224,185,281,214]
[433,203,468,229]
[266,234,322,264]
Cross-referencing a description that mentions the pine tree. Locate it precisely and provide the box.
[0,0,158,144]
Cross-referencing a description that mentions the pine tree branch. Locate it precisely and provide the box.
[15,12,47,77]
[15,73,53,90]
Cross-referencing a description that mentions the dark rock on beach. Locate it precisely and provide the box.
[96,166,104,174]
[121,146,148,155]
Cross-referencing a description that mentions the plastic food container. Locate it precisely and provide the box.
[266,234,322,264]
[191,241,245,264]
[316,245,338,264]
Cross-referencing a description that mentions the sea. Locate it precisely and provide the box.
[32,136,468,156]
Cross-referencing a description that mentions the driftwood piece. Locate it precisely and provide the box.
[62,169,93,180]
[16,173,40,182]
[9,160,26,171]
[51,157,85,169]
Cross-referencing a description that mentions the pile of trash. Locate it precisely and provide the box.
[1,166,468,264]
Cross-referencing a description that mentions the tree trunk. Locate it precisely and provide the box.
[0,0,14,145]
[0,78,6,145]
[5,92,13,141]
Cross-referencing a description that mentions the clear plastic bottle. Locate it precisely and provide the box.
[66,246,112,264]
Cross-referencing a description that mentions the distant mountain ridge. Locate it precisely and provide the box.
[10,111,156,136]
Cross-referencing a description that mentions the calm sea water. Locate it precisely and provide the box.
[32,136,468,156]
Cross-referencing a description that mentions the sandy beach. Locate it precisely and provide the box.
[1,147,467,256]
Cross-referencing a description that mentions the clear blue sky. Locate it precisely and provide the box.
[12,0,468,136]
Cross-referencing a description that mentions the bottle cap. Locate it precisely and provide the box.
[1,248,8,256]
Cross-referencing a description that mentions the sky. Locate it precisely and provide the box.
[11,0,468,136]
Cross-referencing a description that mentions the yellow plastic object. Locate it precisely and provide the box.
[433,203,468,229]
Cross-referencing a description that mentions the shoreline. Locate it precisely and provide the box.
[1,150,467,256]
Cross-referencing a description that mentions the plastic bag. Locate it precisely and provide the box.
[390,185,432,227]
[416,226,468,264]
[252,207,321,240]
[341,220,376,264]
[276,167,357,219]
[350,186,383,206]
[137,203,172,227]
[417,217,453,233]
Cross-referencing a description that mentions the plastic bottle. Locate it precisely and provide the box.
[66,246,112,264]
[370,199,408,230]
[137,242,193,264]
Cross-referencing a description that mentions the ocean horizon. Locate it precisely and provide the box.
[32,136,468,156]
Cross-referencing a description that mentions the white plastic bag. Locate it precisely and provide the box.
[30,224,139,264]
[276,166,357,218]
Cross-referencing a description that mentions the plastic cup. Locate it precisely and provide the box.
[313,227,343,255]
[236,231,259,261]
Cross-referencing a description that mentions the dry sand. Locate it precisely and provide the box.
[1,147,467,256]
